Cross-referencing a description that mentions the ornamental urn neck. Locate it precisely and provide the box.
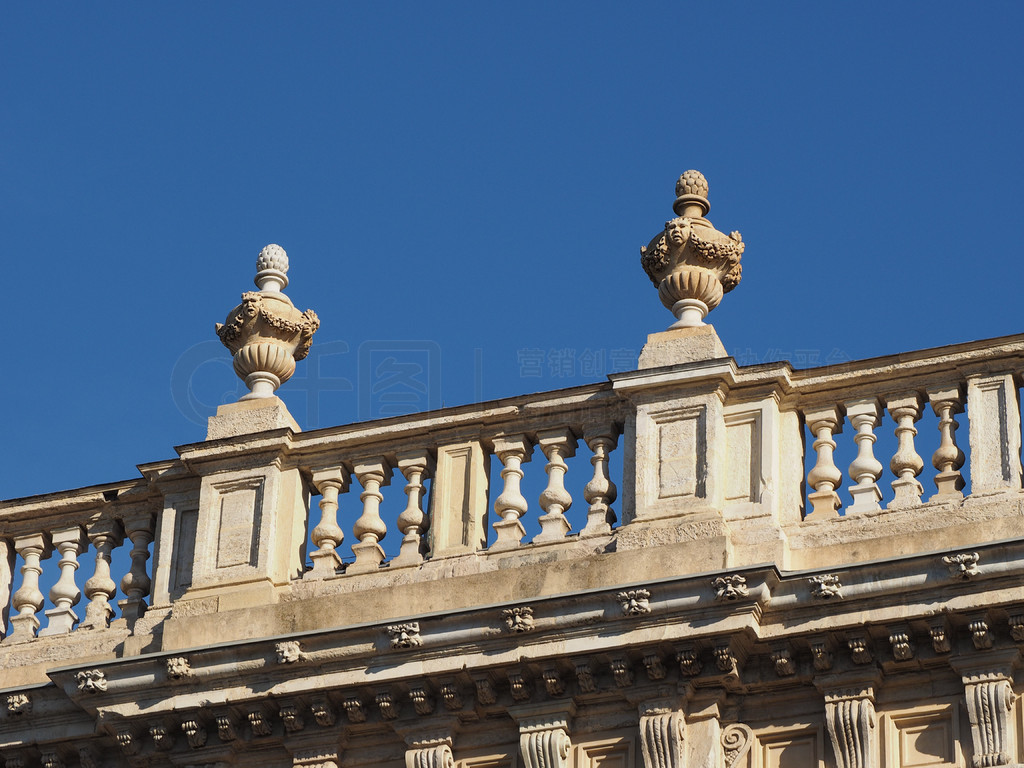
[640,170,745,330]
[215,244,320,401]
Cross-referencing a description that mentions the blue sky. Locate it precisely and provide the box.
[2,3,1022,499]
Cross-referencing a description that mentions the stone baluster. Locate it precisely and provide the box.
[349,458,392,574]
[393,450,434,568]
[804,406,844,520]
[40,526,87,636]
[534,428,578,543]
[927,387,966,500]
[967,373,1023,494]
[309,467,349,579]
[119,512,155,623]
[79,521,123,630]
[491,434,533,551]
[5,533,51,644]
[581,425,619,537]
[845,399,883,514]
[886,392,924,508]
[822,685,876,768]
[0,539,15,641]
[638,703,686,768]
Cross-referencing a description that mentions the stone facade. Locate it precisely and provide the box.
[3,175,1024,767]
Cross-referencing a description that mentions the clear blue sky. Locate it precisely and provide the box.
[3,3,1022,499]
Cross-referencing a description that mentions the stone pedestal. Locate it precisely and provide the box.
[206,397,300,440]
[638,326,728,369]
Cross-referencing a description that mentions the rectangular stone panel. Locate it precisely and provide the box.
[757,727,822,768]
[170,508,198,593]
[573,731,636,768]
[725,411,761,502]
[213,478,264,569]
[429,440,490,557]
[885,706,959,767]
[656,406,706,500]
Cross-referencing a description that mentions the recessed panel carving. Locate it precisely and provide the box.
[574,732,636,768]
[758,728,821,768]
[725,411,761,502]
[656,407,706,499]
[214,479,264,569]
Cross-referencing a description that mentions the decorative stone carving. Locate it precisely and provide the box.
[78,748,97,768]
[182,719,207,748]
[166,656,192,679]
[394,451,433,568]
[8,534,49,642]
[309,467,348,577]
[388,622,422,649]
[440,684,463,711]
[311,698,335,726]
[501,606,535,633]
[847,637,872,665]
[676,648,703,677]
[80,522,121,630]
[640,170,744,328]
[575,663,597,693]
[4,758,24,768]
[714,644,738,674]
[351,461,393,574]
[343,698,366,723]
[638,704,686,768]
[618,589,651,615]
[406,738,455,768]
[6,693,31,716]
[1009,615,1024,643]
[961,671,1017,768]
[150,724,174,751]
[610,658,634,687]
[811,641,834,671]
[930,624,952,654]
[542,669,565,697]
[845,398,884,514]
[276,640,304,663]
[75,669,107,693]
[474,678,497,705]
[970,620,994,650]
[376,692,398,720]
[810,574,843,600]
[722,723,755,768]
[409,688,434,716]
[216,244,320,400]
[509,670,532,701]
[216,715,237,741]
[519,715,572,768]
[943,551,980,580]
[280,705,305,733]
[116,729,139,756]
[771,648,795,677]
[643,653,667,681]
[712,574,749,602]
[39,753,62,768]
[889,631,914,661]
[823,686,876,768]
[118,513,153,623]
[248,710,272,737]
[41,526,86,636]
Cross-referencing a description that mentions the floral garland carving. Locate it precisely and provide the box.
[216,292,320,360]
[639,218,744,288]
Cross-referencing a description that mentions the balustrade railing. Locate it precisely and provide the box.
[0,485,156,644]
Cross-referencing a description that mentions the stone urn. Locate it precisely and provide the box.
[216,244,320,400]
[640,170,745,328]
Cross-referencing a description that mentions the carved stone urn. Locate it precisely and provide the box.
[216,244,320,400]
[640,170,745,328]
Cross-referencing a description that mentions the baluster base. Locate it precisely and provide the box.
[931,470,966,502]
[805,490,841,521]
[889,477,923,509]
[5,614,40,645]
[491,519,526,551]
[118,597,147,625]
[392,534,426,568]
[308,548,343,579]
[348,541,386,574]
[79,601,114,631]
[533,513,571,544]
[39,607,79,636]
[580,506,615,537]
[847,484,882,515]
